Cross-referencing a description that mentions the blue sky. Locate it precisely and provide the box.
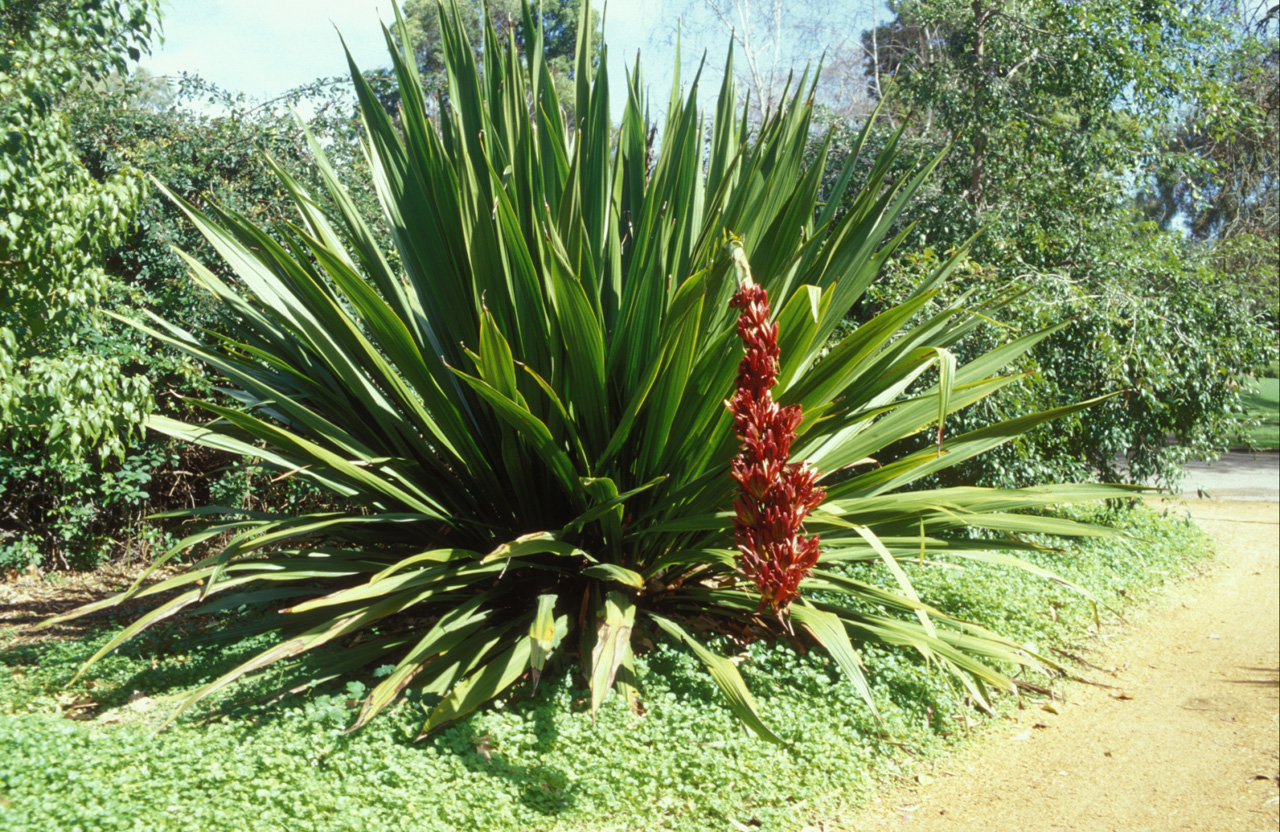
[137,1,880,122]
[140,1,400,96]
[140,1,674,110]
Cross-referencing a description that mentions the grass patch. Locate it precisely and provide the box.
[0,503,1213,832]
[1236,377,1279,450]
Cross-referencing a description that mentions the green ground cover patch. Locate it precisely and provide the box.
[0,503,1212,832]
[1237,377,1279,450]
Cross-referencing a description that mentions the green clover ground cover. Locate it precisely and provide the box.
[0,503,1211,832]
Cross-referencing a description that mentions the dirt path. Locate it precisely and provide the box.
[842,499,1280,832]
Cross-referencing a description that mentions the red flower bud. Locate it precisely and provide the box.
[727,280,826,622]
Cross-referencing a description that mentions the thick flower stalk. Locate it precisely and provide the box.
[727,278,826,621]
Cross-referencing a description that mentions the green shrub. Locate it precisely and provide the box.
[50,0,1140,737]
[0,441,178,571]
[0,1,168,569]
[2,10,386,571]
[876,230,1274,488]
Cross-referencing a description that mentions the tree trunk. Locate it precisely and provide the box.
[967,0,990,208]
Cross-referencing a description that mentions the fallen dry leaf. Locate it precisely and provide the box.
[58,694,99,720]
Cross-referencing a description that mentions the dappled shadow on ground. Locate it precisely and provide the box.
[0,563,182,647]
[447,704,579,815]
[1225,666,1280,687]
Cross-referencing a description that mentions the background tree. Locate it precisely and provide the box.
[863,0,1228,245]
[829,0,1276,486]
[1143,0,1278,238]
[655,0,884,120]
[0,0,159,458]
[1137,0,1278,321]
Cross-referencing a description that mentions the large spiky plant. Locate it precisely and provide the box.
[49,1,1134,740]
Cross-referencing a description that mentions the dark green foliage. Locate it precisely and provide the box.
[65,68,387,343]
[64,72,380,395]
[0,441,175,571]
[2,14,388,569]
[854,222,1275,488]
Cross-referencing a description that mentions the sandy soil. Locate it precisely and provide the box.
[838,498,1280,832]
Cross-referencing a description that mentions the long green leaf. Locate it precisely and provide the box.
[589,591,636,715]
[648,614,782,743]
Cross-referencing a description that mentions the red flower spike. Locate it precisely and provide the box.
[727,281,826,623]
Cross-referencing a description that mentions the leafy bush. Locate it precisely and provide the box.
[0,1,170,569]
[50,1,1138,737]
[0,1,159,467]
[0,441,176,571]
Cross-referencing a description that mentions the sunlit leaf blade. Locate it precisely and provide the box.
[581,564,645,589]
[790,602,879,719]
[529,593,559,689]
[353,592,499,730]
[589,591,636,715]
[852,523,937,640]
[420,634,534,738]
[480,532,593,564]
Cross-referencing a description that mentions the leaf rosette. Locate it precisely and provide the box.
[46,0,1140,739]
